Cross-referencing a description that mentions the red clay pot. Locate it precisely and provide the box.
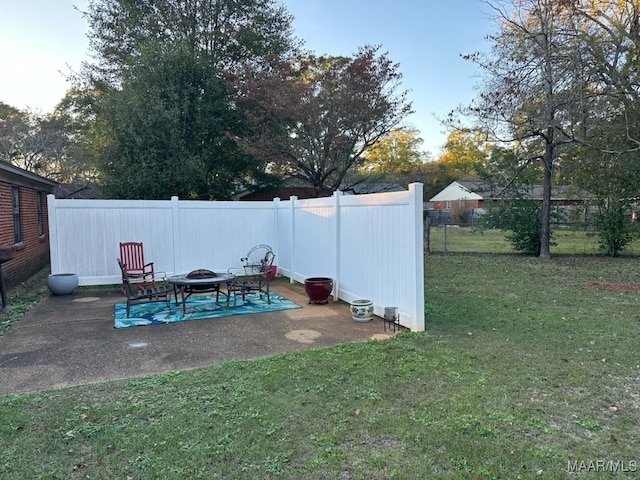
[266,265,278,281]
[304,277,333,304]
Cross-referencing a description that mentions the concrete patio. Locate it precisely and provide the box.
[0,280,395,395]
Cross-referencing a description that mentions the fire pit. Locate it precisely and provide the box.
[168,270,234,312]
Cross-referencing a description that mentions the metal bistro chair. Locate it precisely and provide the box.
[119,242,156,292]
[228,245,275,305]
[117,259,173,318]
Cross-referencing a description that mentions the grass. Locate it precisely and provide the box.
[429,226,640,255]
[0,268,50,338]
[2,255,640,478]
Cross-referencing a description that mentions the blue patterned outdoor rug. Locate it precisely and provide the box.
[114,292,301,328]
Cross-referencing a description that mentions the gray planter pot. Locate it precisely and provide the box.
[47,273,79,296]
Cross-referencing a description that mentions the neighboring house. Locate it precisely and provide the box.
[429,178,594,225]
[430,181,484,211]
[0,161,58,288]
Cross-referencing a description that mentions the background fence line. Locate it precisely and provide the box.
[426,224,640,256]
[47,183,425,331]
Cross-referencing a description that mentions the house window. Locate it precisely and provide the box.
[37,191,44,237]
[445,200,451,209]
[12,186,22,244]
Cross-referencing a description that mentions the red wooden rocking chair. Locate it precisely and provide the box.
[118,242,156,291]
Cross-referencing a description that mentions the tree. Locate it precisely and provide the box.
[240,46,413,196]
[458,0,640,258]
[458,0,596,259]
[356,126,428,193]
[563,124,640,256]
[0,102,73,181]
[83,0,296,82]
[51,87,102,185]
[78,0,297,199]
[94,43,262,200]
[436,129,488,177]
[409,129,489,202]
[361,127,426,174]
[573,0,640,151]
[411,160,458,202]
[0,102,30,166]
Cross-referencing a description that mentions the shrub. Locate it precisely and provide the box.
[482,199,555,255]
[591,198,638,257]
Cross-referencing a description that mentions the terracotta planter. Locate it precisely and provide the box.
[47,273,79,296]
[304,277,333,304]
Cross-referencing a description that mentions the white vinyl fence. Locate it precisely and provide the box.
[48,183,424,331]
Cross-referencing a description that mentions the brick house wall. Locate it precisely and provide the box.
[0,162,57,288]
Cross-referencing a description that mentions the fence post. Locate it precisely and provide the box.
[444,224,448,253]
[170,196,180,275]
[273,197,281,267]
[47,194,60,274]
[333,191,342,300]
[289,195,298,284]
[409,183,425,331]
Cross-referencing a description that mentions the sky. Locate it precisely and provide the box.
[0,0,496,155]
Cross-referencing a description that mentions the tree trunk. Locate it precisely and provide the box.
[539,138,554,259]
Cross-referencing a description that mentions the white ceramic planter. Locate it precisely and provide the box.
[350,299,373,322]
[47,273,79,296]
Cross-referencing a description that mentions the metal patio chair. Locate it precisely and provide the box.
[117,259,172,318]
[228,245,275,305]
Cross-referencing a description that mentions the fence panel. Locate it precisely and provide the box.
[290,196,337,281]
[48,183,425,331]
[173,199,277,273]
[338,188,424,331]
[48,198,175,284]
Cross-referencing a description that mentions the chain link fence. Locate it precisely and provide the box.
[425,223,640,256]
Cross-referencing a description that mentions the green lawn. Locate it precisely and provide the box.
[2,255,640,478]
[429,226,640,255]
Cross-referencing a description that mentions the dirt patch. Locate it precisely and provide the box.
[584,282,640,293]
